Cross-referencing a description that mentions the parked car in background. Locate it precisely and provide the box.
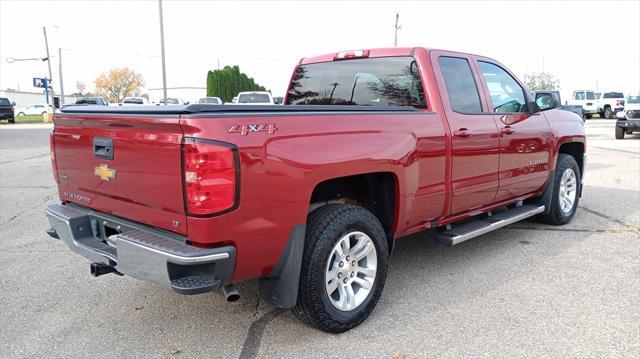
[15,103,48,116]
[158,98,188,105]
[534,90,583,119]
[0,97,15,123]
[568,90,598,119]
[121,97,149,105]
[229,96,238,104]
[596,91,625,119]
[74,97,109,106]
[615,94,640,139]
[236,91,274,105]
[197,97,222,105]
[48,47,586,333]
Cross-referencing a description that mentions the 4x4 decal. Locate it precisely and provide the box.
[228,124,278,136]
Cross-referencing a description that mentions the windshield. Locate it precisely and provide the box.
[627,95,640,104]
[0,98,10,106]
[286,57,426,108]
[603,92,624,99]
[238,93,270,103]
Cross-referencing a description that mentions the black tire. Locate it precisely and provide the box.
[598,110,605,118]
[615,126,625,139]
[17,112,25,116]
[41,111,46,116]
[537,154,581,225]
[604,107,613,119]
[293,204,389,333]
[8,117,15,124]
[584,113,592,119]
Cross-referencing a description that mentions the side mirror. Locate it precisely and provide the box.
[535,92,559,111]
[11,102,16,106]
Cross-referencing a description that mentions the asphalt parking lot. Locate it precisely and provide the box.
[1,120,638,358]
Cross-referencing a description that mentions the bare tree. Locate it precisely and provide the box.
[523,72,560,91]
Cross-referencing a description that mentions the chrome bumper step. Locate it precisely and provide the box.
[436,205,545,246]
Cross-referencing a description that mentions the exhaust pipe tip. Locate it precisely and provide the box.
[222,284,240,302]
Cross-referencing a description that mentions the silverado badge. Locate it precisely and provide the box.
[94,164,116,181]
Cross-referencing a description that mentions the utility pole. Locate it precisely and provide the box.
[158,0,168,105]
[43,27,54,107]
[58,48,65,106]
[394,12,401,47]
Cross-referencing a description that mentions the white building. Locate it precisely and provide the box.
[0,89,78,109]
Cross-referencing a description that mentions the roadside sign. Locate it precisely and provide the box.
[33,77,51,88]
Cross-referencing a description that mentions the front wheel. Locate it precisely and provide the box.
[8,117,15,124]
[537,154,581,225]
[293,204,389,333]
[615,126,625,139]
[584,113,592,119]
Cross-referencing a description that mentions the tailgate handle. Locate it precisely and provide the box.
[93,137,113,160]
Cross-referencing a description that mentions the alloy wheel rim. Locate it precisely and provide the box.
[325,231,377,311]
[559,168,577,214]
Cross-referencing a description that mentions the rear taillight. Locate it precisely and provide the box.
[182,138,238,216]
[50,131,59,183]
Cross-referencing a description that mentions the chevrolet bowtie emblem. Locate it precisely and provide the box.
[94,164,116,181]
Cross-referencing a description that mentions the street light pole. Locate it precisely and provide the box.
[158,0,168,105]
[58,48,65,106]
[43,27,54,107]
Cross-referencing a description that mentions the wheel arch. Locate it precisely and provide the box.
[308,172,399,252]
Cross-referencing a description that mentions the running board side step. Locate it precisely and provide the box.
[436,205,545,246]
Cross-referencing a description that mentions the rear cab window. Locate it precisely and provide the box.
[286,57,426,109]
[603,92,624,99]
[0,98,10,106]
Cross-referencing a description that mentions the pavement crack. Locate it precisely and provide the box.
[579,206,640,233]
[239,308,285,359]
[0,194,55,227]
[253,293,260,317]
[0,153,49,165]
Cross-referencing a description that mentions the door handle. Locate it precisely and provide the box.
[453,128,472,138]
[500,126,515,135]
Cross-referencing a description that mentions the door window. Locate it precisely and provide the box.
[438,56,482,113]
[575,92,585,100]
[479,62,528,113]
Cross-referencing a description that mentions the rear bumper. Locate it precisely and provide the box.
[45,203,235,295]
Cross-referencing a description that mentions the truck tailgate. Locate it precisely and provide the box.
[53,114,187,235]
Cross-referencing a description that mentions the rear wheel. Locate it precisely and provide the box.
[598,110,605,118]
[17,112,25,116]
[537,154,581,225]
[584,113,592,119]
[8,117,15,124]
[293,204,389,333]
[615,126,625,139]
[604,107,613,119]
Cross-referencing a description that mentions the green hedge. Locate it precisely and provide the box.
[206,65,267,103]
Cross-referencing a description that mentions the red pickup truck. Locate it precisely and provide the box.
[46,47,586,333]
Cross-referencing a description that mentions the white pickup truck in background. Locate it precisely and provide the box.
[596,91,625,119]
[568,90,598,119]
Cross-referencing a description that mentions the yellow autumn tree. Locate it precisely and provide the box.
[94,68,145,103]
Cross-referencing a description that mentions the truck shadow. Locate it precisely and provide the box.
[125,184,638,356]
